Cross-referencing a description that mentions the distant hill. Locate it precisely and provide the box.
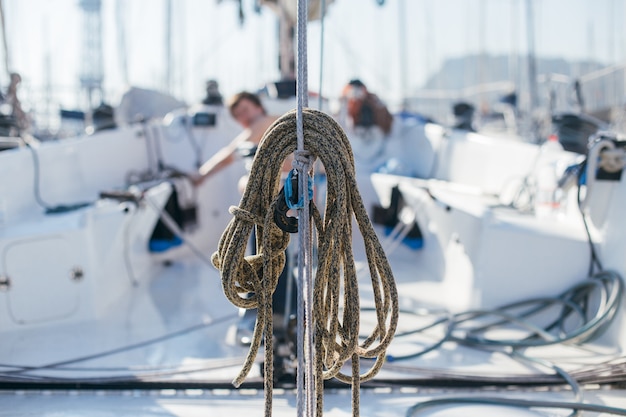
[421,54,605,91]
[408,54,610,124]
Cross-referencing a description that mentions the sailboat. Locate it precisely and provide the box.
[1,1,626,416]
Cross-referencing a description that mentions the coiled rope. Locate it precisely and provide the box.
[211,108,398,417]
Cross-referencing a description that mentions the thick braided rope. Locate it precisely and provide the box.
[211,108,398,417]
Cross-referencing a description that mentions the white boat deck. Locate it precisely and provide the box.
[1,113,626,415]
[2,230,626,416]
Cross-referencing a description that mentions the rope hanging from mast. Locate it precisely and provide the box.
[212,108,398,417]
[212,2,398,417]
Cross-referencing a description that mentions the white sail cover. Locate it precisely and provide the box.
[115,86,186,125]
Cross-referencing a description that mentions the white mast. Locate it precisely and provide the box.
[79,0,104,109]
[278,6,295,79]
[165,0,173,93]
[525,0,539,138]
[0,0,9,78]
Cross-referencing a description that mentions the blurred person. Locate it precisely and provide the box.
[202,79,224,106]
[192,91,297,344]
[6,73,28,131]
[193,91,279,186]
[341,79,393,136]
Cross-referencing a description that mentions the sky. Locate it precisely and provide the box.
[1,0,624,114]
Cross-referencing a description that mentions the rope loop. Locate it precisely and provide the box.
[228,205,263,225]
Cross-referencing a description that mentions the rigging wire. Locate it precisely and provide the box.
[317,0,326,111]
[406,397,626,417]
[377,269,622,361]
[294,2,316,417]
[0,356,251,384]
[0,314,238,377]
[0,356,253,385]
[0,0,9,76]
[0,357,244,373]
[576,159,604,275]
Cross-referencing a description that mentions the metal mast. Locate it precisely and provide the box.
[79,0,104,109]
[165,0,173,93]
[525,0,539,137]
